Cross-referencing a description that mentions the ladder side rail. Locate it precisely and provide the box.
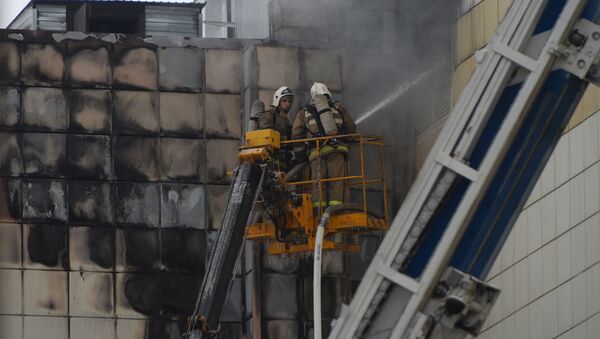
[388,0,588,337]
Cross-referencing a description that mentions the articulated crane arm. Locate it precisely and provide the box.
[329,1,600,338]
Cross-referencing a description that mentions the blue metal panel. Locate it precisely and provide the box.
[401,0,600,280]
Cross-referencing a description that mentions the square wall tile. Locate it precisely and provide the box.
[113,46,158,90]
[116,273,161,318]
[115,183,159,227]
[23,270,67,316]
[207,185,230,229]
[158,47,203,92]
[206,139,240,184]
[0,178,21,222]
[116,228,159,272]
[68,89,112,133]
[0,315,22,339]
[21,43,65,86]
[0,223,21,268]
[114,136,159,181]
[160,138,204,182]
[114,91,159,135]
[23,224,68,270]
[0,42,19,84]
[67,41,112,87]
[160,229,205,275]
[70,271,114,317]
[159,92,203,136]
[0,133,21,176]
[22,88,67,131]
[160,184,206,228]
[70,225,114,271]
[116,319,147,339]
[256,46,299,90]
[24,316,67,339]
[0,87,21,128]
[262,320,299,339]
[261,274,299,319]
[160,274,203,317]
[0,269,22,314]
[205,94,241,139]
[68,181,113,225]
[23,133,67,177]
[205,49,240,94]
[299,48,342,91]
[68,135,112,179]
[584,164,600,218]
[71,318,115,339]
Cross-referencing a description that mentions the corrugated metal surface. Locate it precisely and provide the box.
[235,0,269,39]
[146,6,199,37]
[36,4,67,31]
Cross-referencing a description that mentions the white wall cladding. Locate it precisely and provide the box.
[36,5,67,31]
[477,112,600,339]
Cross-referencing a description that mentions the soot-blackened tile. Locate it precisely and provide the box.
[115,183,159,227]
[0,133,21,176]
[160,138,204,182]
[207,185,230,229]
[205,49,240,94]
[69,181,113,225]
[0,223,21,268]
[0,87,21,128]
[116,228,159,272]
[160,274,202,316]
[160,184,205,228]
[24,224,68,270]
[262,320,300,339]
[303,276,350,320]
[114,46,158,90]
[68,89,112,133]
[23,133,67,177]
[220,278,243,322]
[23,270,68,316]
[21,43,65,86]
[67,41,112,87]
[114,91,159,135]
[159,92,203,135]
[219,323,243,339]
[205,94,241,138]
[206,139,240,184]
[261,274,299,319]
[23,179,67,223]
[158,47,203,92]
[22,87,67,131]
[0,178,21,222]
[0,42,19,84]
[116,273,161,318]
[160,229,205,274]
[68,134,112,179]
[69,271,114,317]
[114,136,159,181]
[69,226,114,271]
[261,243,301,274]
[116,319,183,339]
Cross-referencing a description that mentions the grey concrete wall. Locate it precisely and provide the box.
[0,30,244,339]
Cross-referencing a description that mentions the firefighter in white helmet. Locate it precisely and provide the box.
[256,86,295,169]
[291,82,356,210]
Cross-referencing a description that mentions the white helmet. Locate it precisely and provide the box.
[272,86,294,107]
[310,82,331,99]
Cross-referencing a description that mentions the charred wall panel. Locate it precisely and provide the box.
[0,33,242,339]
